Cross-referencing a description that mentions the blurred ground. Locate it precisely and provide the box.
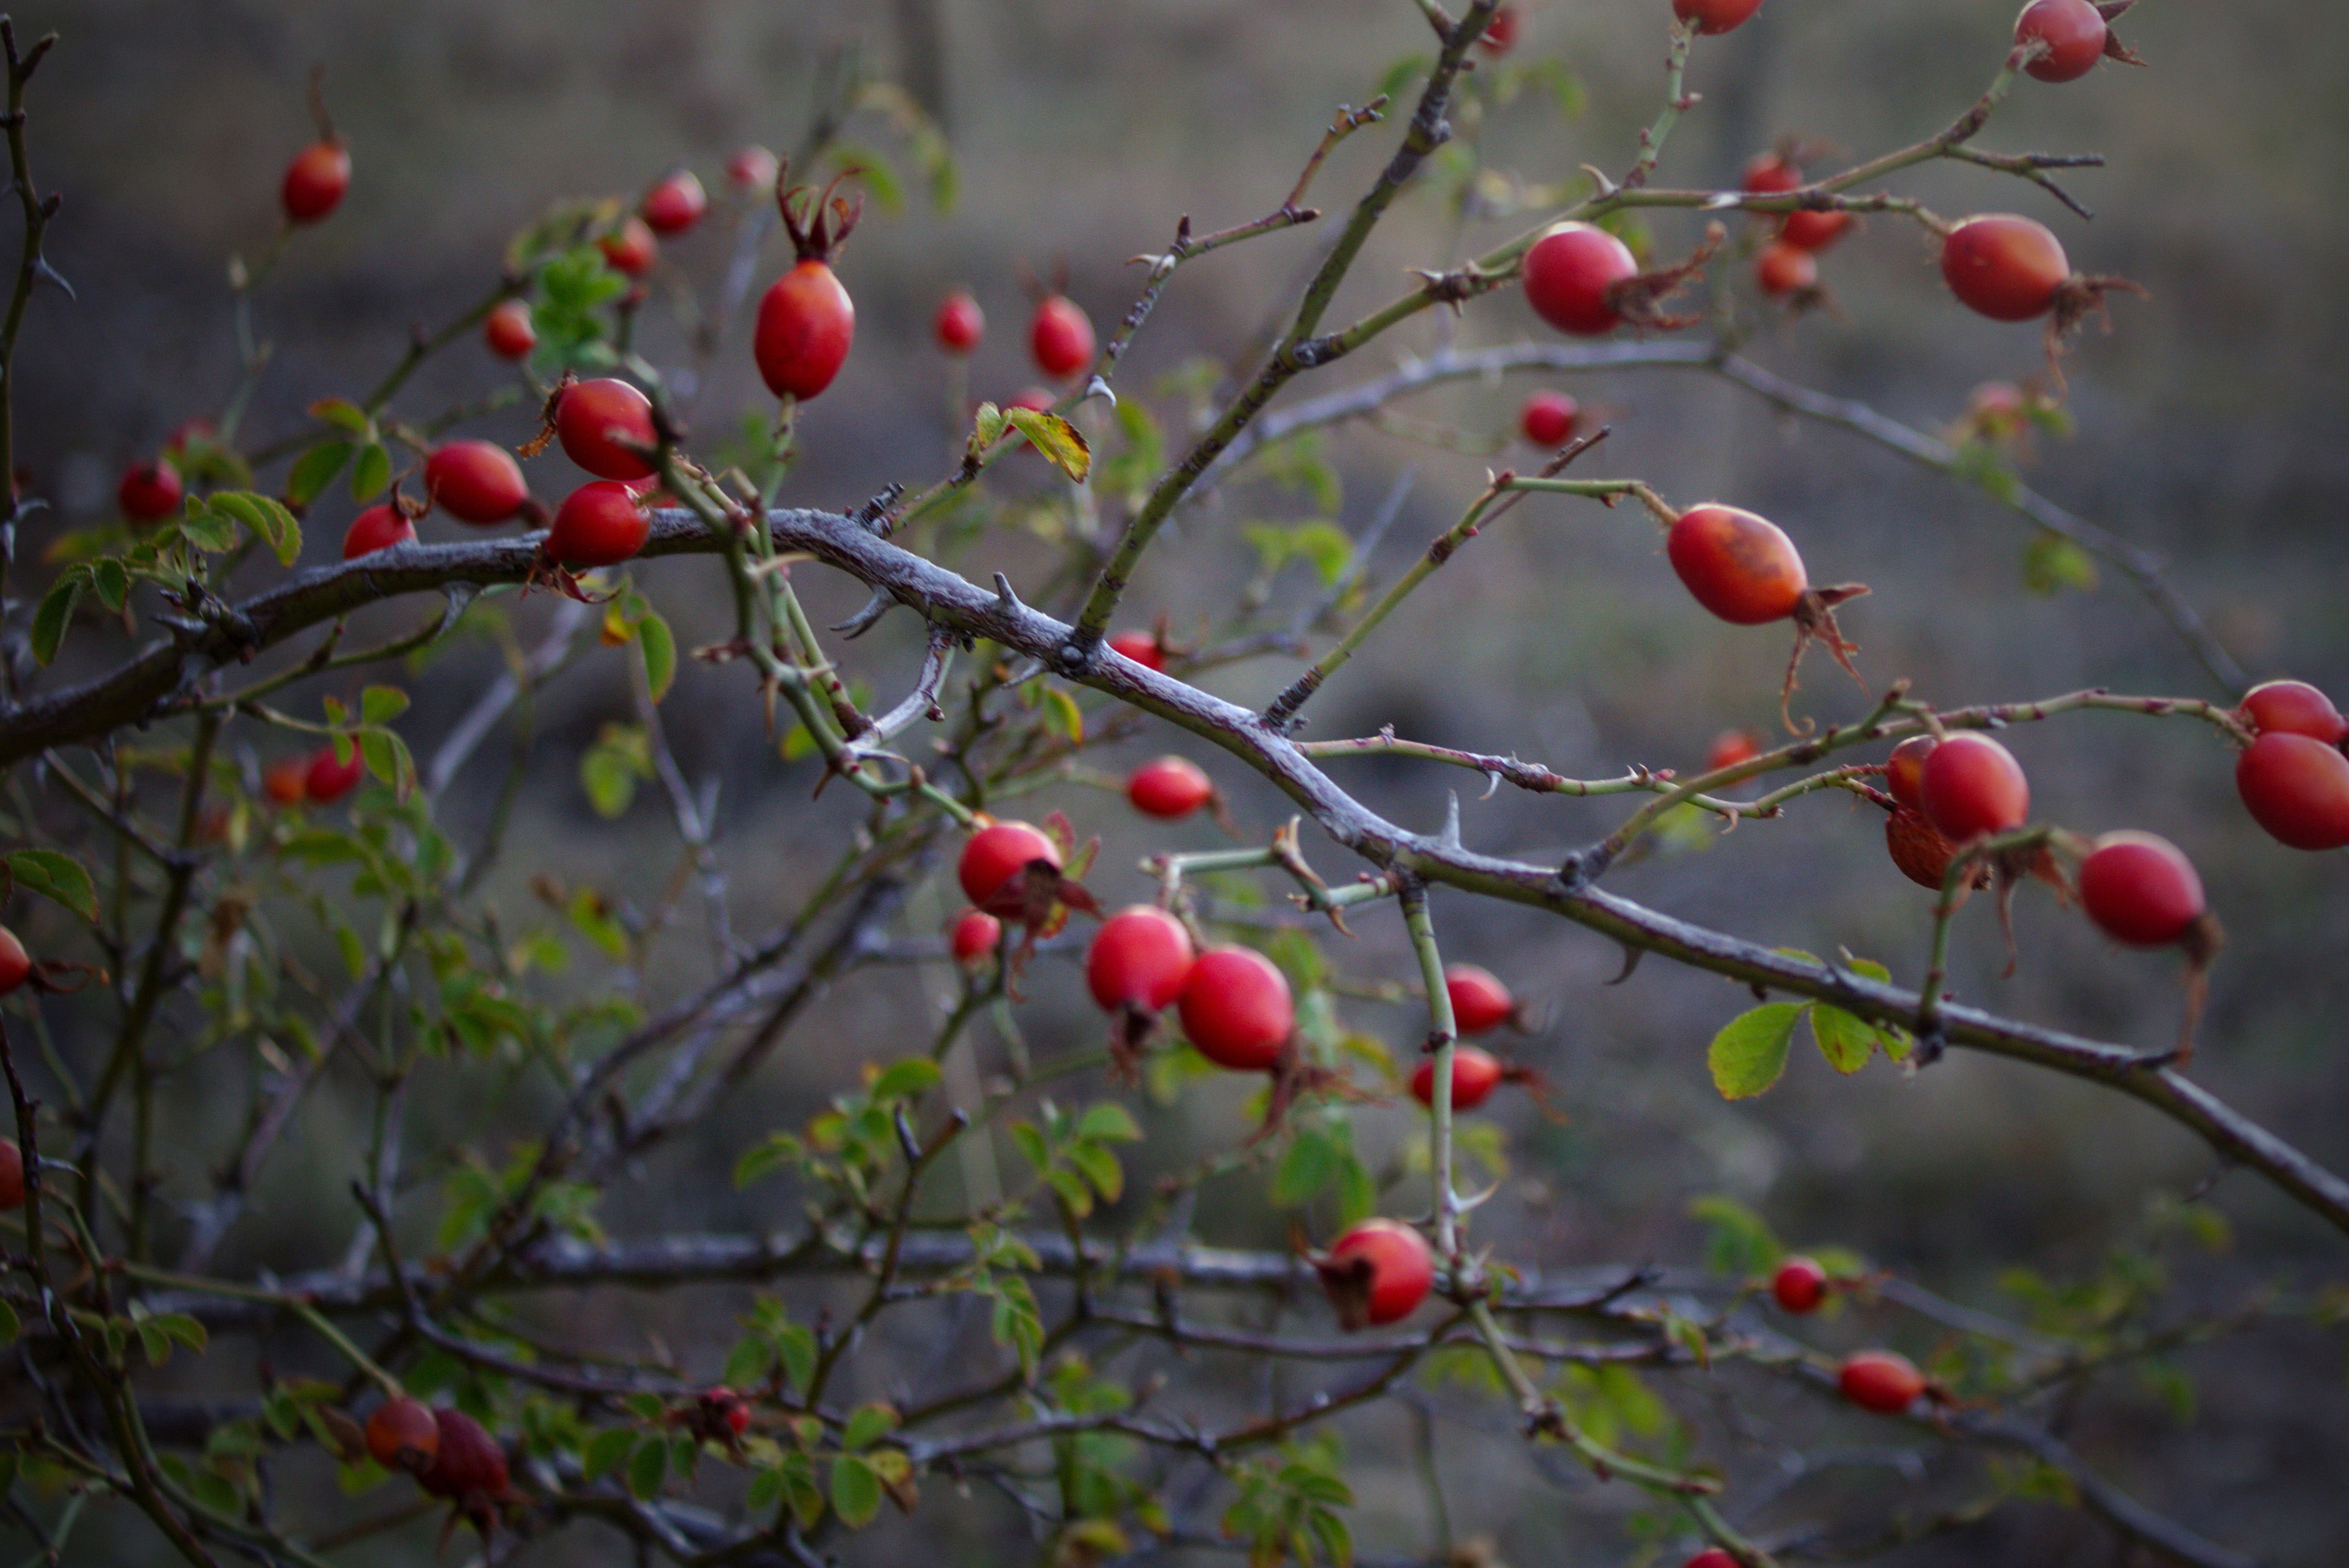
[11,1,2349,1563]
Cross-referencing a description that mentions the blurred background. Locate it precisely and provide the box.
[11,0,2348,1563]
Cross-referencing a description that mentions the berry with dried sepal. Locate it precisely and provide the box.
[554,379,659,481]
[756,172,861,401]
[1314,1219,1434,1329]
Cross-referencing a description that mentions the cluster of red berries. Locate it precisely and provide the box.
[930,283,1097,416]
[1740,150,1851,304]
[362,1396,514,1543]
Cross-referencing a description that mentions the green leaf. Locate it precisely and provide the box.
[968,401,1007,459]
[178,502,240,553]
[1004,407,1091,484]
[7,849,99,921]
[638,610,676,703]
[154,1313,208,1353]
[626,1434,669,1500]
[580,722,653,818]
[360,685,410,726]
[358,729,417,801]
[1038,685,1084,745]
[1076,1102,1140,1144]
[775,1322,817,1395]
[89,558,129,614]
[284,441,353,508]
[733,1132,804,1189]
[830,1454,883,1528]
[2022,532,2098,595]
[1272,1125,1340,1206]
[582,1426,637,1482]
[1810,1005,1877,1074]
[31,576,82,665]
[1065,1141,1123,1204]
[308,396,373,437]
[349,442,392,503]
[870,1058,942,1102]
[723,1335,776,1387]
[208,491,303,565]
[1707,1002,1806,1100]
[841,1403,896,1452]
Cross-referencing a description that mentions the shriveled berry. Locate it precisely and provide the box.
[342,503,416,559]
[1941,215,2069,323]
[1919,733,2029,843]
[546,481,650,568]
[1127,756,1213,820]
[1755,241,1816,298]
[306,744,366,804]
[641,170,708,236]
[2238,679,2347,744]
[1108,630,1165,671]
[1316,1219,1434,1329]
[1885,735,1937,810]
[1178,946,1293,1071]
[2013,0,2108,82]
[1030,296,1096,379]
[1838,1349,1926,1413]
[1523,222,1639,336]
[598,215,658,278]
[555,379,658,480]
[755,258,856,401]
[949,909,1002,966]
[1668,505,1807,624]
[1410,1046,1504,1111]
[365,1396,441,1475]
[2236,733,2349,851]
[1086,906,1195,1014]
[118,459,184,522]
[1885,806,1971,891]
[425,441,529,525]
[1519,389,1580,447]
[483,299,536,361]
[2079,831,2205,947]
[958,821,1063,918]
[0,1137,21,1209]
[1444,964,1515,1037]
[281,140,351,224]
[1772,1256,1828,1313]
[1674,0,1767,35]
[0,925,29,996]
[934,289,984,354]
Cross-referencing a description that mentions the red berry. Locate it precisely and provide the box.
[1668,504,1807,625]
[726,145,779,192]
[1741,153,1802,196]
[263,758,310,807]
[425,441,529,525]
[2238,679,2347,744]
[1885,807,1968,891]
[1781,207,1853,251]
[1919,733,2029,843]
[546,481,651,568]
[1519,389,1580,447]
[306,743,366,804]
[365,1396,442,1475]
[1409,1046,1504,1111]
[1838,1349,1926,1414]
[1523,222,1639,336]
[117,459,184,522]
[949,909,1001,966]
[417,1407,508,1503]
[599,215,658,278]
[1316,1219,1434,1329]
[1444,964,1515,1037]
[0,1137,20,1210]
[1030,296,1096,379]
[755,259,856,401]
[1108,631,1165,671]
[1127,756,1214,819]
[2013,0,2107,81]
[1941,215,2069,323]
[1885,735,1937,811]
[555,379,658,481]
[483,299,536,361]
[1674,0,1767,35]
[934,289,984,354]
[1772,1256,1828,1313]
[0,925,29,996]
[1755,241,1816,298]
[640,170,708,236]
[342,503,416,559]
[1478,4,1520,53]
[958,821,1063,918]
[2236,733,2349,851]
[1683,1553,1739,1568]
[280,140,350,224]
[2079,831,2205,947]
[1086,906,1196,1014]
[1177,946,1293,1071]
[1705,729,1761,771]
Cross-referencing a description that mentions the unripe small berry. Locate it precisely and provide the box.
[1519,389,1580,447]
[949,909,1001,966]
